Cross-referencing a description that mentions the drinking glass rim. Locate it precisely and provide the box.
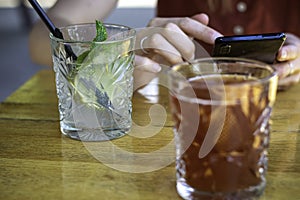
[49,22,136,44]
[168,57,278,105]
[169,57,278,87]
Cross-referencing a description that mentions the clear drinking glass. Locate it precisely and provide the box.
[168,58,278,199]
[50,23,136,141]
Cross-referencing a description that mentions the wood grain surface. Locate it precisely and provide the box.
[0,70,299,200]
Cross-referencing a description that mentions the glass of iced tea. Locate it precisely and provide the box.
[168,57,278,199]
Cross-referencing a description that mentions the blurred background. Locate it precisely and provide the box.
[0,0,156,101]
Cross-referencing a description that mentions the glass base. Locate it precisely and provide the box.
[60,124,129,141]
[176,180,265,200]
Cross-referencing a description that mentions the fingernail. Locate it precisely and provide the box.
[152,63,162,72]
[280,50,287,59]
[212,32,223,41]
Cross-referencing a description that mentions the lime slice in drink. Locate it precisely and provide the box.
[74,45,133,108]
[72,21,134,112]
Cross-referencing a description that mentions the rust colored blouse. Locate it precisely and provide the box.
[157,0,300,37]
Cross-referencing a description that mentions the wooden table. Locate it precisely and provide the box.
[0,70,299,200]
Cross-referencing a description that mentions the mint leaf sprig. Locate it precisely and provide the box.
[93,20,108,44]
[76,20,107,66]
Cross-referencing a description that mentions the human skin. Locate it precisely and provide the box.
[28,0,118,67]
[28,0,299,89]
[135,13,300,89]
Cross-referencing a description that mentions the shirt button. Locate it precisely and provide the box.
[237,2,247,12]
[233,25,244,34]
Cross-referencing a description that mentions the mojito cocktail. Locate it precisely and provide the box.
[50,22,136,141]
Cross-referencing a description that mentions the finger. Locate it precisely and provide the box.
[277,44,300,61]
[273,62,289,78]
[148,17,183,27]
[191,13,209,25]
[148,17,222,44]
[149,15,209,29]
[142,33,183,64]
[163,23,195,60]
[178,17,223,44]
[134,55,161,73]
[273,60,300,79]
[278,72,300,90]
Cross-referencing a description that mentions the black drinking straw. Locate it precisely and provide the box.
[28,0,77,60]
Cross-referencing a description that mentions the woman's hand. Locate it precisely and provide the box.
[134,13,222,73]
[274,33,300,90]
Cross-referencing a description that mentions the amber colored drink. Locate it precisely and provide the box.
[169,58,278,200]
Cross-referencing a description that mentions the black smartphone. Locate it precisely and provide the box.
[212,32,286,64]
